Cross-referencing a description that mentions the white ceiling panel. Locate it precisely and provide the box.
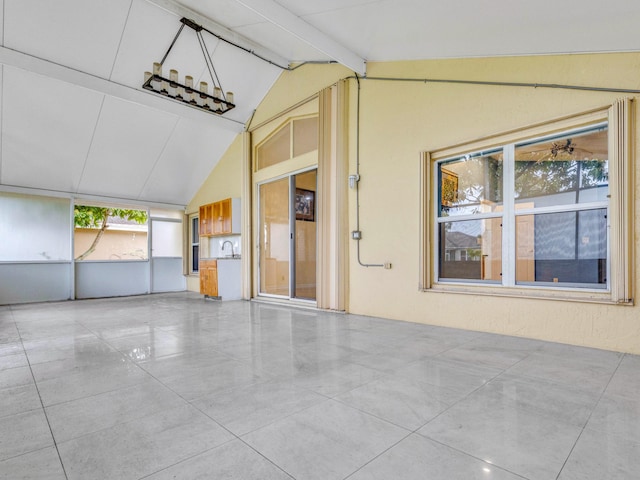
[111,0,209,88]
[77,96,178,199]
[203,40,282,123]
[235,21,332,62]
[1,67,104,192]
[274,0,384,17]
[139,117,237,204]
[3,0,132,79]
[303,0,640,61]
[178,0,265,28]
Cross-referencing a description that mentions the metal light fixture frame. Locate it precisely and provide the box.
[142,17,235,115]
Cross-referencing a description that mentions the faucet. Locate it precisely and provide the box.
[221,240,234,258]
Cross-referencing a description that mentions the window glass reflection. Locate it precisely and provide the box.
[516,209,607,286]
[439,151,503,217]
[515,128,608,207]
[439,219,502,281]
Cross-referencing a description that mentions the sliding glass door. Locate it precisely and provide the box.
[258,169,317,300]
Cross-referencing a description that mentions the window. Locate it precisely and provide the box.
[74,203,148,261]
[190,215,199,273]
[255,116,318,170]
[423,101,633,303]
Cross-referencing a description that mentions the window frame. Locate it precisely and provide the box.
[189,214,199,274]
[420,102,634,304]
[253,114,319,174]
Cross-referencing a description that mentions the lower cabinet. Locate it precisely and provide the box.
[199,259,218,297]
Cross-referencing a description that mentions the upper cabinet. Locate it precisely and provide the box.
[199,198,241,237]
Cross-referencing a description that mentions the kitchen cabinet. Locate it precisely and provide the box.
[199,198,240,237]
[199,259,218,297]
[199,203,213,236]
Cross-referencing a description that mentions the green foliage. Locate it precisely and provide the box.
[74,205,148,229]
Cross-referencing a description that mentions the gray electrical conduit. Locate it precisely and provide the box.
[348,73,640,268]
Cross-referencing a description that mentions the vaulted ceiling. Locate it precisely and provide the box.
[0,0,638,207]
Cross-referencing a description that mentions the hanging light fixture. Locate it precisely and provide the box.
[143,18,235,115]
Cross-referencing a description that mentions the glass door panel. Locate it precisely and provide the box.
[259,178,290,296]
[293,170,317,300]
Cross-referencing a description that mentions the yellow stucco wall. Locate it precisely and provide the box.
[189,53,640,353]
[186,135,244,215]
[185,135,244,292]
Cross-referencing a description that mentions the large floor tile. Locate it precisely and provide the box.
[46,380,187,442]
[436,335,538,369]
[327,329,408,352]
[506,352,617,393]
[285,362,383,397]
[137,348,236,378]
[347,338,458,373]
[336,375,463,430]
[348,433,525,480]
[0,383,42,418]
[161,358,266,400]
[586,392,640,444]
[0,446,66,480]
[558,428,640,480]
[145,439,292,479]
[0,366,33,390]
[0,352,29,371]
[474,373,601,427]
[0,342,24,358]
[24,336,112,366]
[57,405,234,480]
[242,399,408,480]
[0,324,20,344]
[393,357,501,397]
[106,330,191,361]
[604,353,640,401]
[418,391,583,480]
[17,323,93,342]
[192,378,326,435]
[35,362,150,406]
[536,341,624,366]
[29,344,127,382]
[0,410,53,462]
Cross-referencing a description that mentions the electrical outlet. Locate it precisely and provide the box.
[384,262,392,269]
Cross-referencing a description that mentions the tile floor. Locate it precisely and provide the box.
[1,292,639,480]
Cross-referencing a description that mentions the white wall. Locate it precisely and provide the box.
[0,263,72,304]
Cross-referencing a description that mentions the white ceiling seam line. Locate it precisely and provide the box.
[108,0,135,80]
[0,46,245,131]
[76,96,107,196]
[232,0,366,75]
[144,0,289,69]
[136,116,181,201]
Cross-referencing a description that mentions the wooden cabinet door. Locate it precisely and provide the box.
[212,201,223,236]
[210,264,218,296]
[199,265,208,294]
[200,198,235,237]
[200,204,214,236]
[199,260,218,296]
[199,205,208,236]
[220,198,232,234]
